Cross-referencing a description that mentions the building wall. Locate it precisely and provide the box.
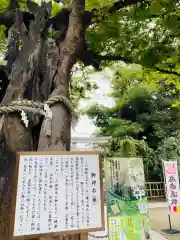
[71,136,111,150]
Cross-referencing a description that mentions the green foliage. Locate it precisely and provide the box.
[51,2,63,17]
[86,0,180,84]
[102,137,152,159]
[0,25,7,56]
[146,131,180,180]
[154,135,180,164]
[0,0,9,12]
[86,68,180,180]
[87,68,180,149]
[85,0,116,10]
[70,64,98,108]
[70,75,98,108]
[87,104,143,137]
[1,0,180,86]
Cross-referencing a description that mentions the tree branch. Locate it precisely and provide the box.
[96,54,132,62]
[64,0,85,44]
[153,67,180,77]
[81,52,180,77]
[108,0,142,13]
[53,0,85,89]
[62,0,85,63]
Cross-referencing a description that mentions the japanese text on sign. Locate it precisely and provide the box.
[12,153,104,238]
[163,161,180,212]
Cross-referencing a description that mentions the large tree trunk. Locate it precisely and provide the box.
[39,2,85,239]
[0,54,34,240]
[0,1,86,240]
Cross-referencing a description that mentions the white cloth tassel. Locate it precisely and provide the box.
[44,104,52,136]
[21,110,29,128]
[44,118,52,136]
[44,104,52,119]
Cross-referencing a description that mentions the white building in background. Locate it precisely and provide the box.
[71,136,111,150]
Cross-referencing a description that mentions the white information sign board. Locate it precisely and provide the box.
[163,160,180,212]
[11,152,104,239]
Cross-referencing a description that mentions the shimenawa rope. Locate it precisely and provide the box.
[0,95,76,136]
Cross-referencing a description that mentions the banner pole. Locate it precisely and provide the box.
[168,214,172,231]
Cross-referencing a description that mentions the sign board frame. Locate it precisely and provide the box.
[10,151,105,239]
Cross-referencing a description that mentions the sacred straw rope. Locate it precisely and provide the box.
[0,95,76,136]
[1,95,75,116]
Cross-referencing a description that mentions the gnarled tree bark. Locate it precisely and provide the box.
[38,1,85,238]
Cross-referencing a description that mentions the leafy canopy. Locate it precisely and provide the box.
[1,0,180,83]
[87,67,180,149]
[86,67,180,180]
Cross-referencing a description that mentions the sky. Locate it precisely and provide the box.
[71,68,115,138]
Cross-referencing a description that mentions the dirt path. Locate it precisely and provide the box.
[149,207,180,240]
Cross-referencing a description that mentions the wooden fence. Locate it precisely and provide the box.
[145,181,166,200]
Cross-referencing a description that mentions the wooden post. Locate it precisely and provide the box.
[80,233,88,240]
